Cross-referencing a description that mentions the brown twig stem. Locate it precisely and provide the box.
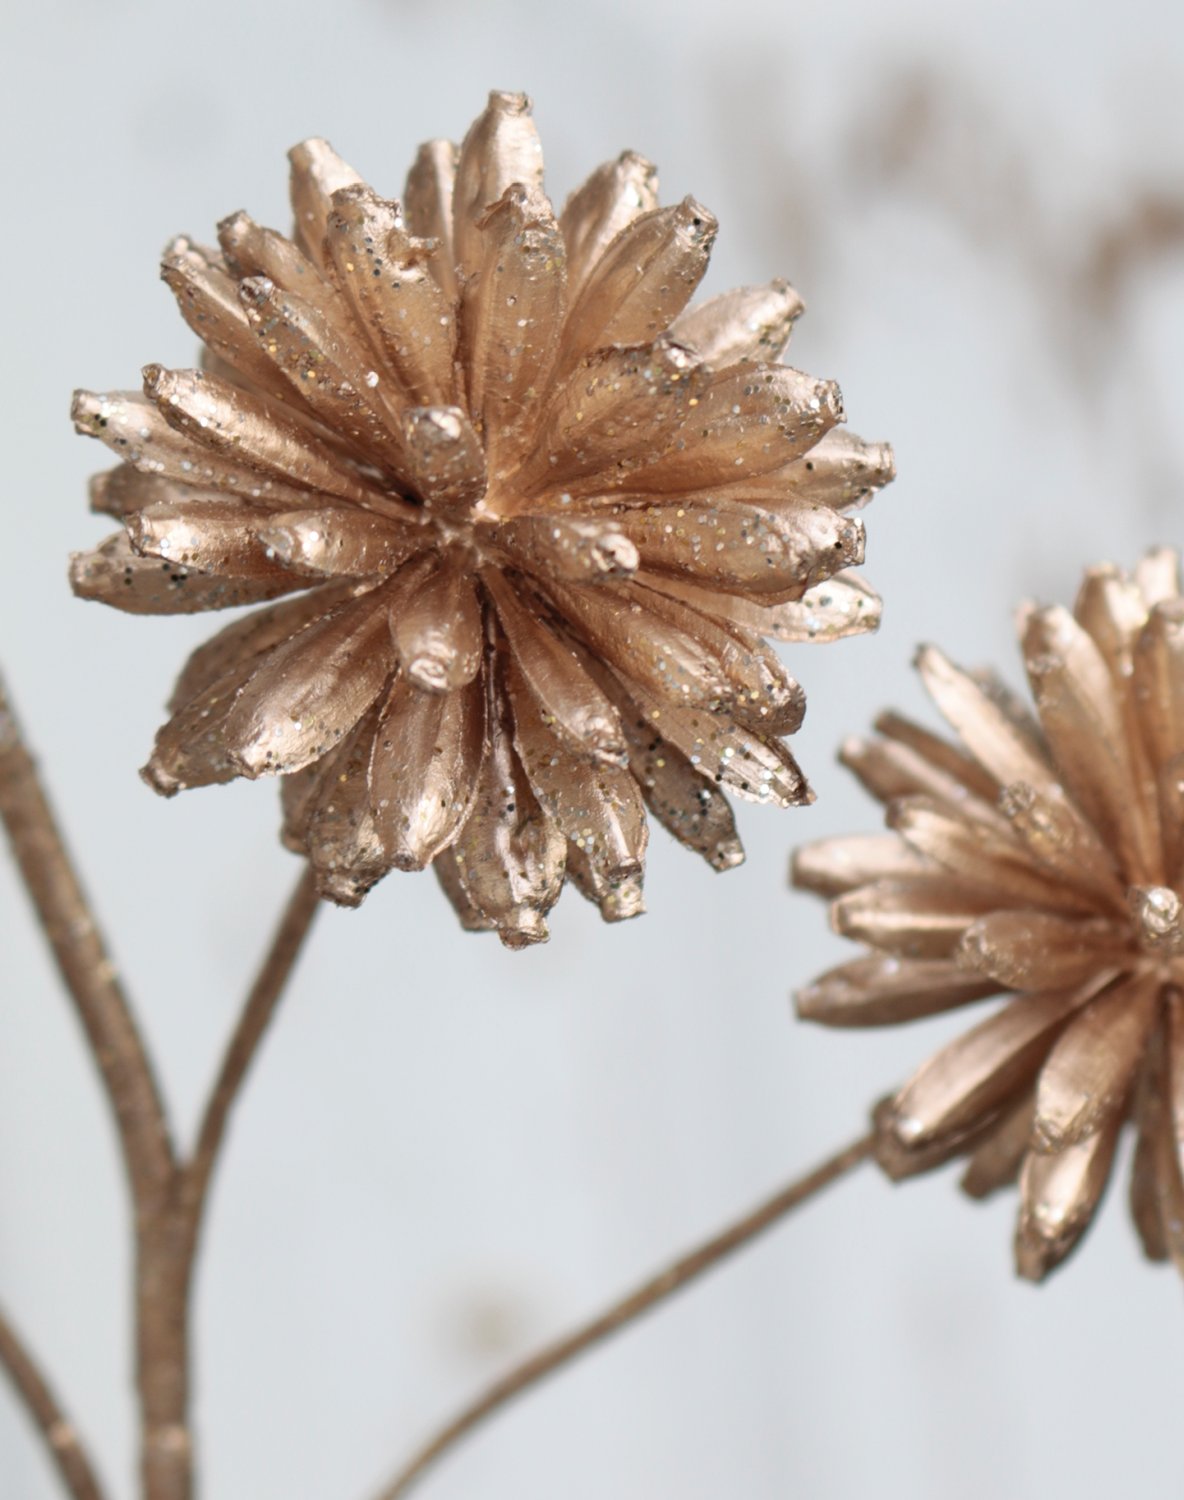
[374,1130,876,1500]
[0,1303,109,1500]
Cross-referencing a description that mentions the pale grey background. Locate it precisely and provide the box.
[2,0,1182,1496]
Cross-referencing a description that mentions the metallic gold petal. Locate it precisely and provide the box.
[639,569,881,643]
[1135,546,1181,607]
[1023,604,1162,885]
[838,734,1004,827]
[564,839,646,922]
[452,91,544,277]
[494,514,638,583]
[70,532,306,615]
[513,338,702,499]
[72,390,310,506]
[957,910,1129,990]
[168,578,370,713]
[288,137,363,271]
[1135,599,1184,774]
[611,496,863,604]
[996,780,1125,912]
[831,877,997,959]
[218,210,345,329]
[400,406,486,519]
[619,364,844,496]
[259,508,426,579]
[791,834,930,898]
[671,280,803,366]
[404,139,459,300]
[559,151,658,297]
[506,655,647,886]
[796,955,997,1028]
[462,185,566,468]
[714,428,895,512]
[325,184,458,407]
[368,673,486,871]
[1128,1035,1170,1262]
[434,846,497,933]
[558,197,716,367]
[142,365,378,506]
[90,466,215,520]
[960,1094,1036,1200]
[304,706,391,905]
[222,590,396,777]
[485,568,627,765]
[390,558,483,692]
[873,711,1000,802]
[142,649,267,794]
[127,499,296,577]
[887,982,1101,1150]
[450,672,565,946]
[1015,1116,1122,1281]
[1033,970,1160,1150]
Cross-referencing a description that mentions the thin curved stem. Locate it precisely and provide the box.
[373,1130,875,1500]
[0,1301,109,1500]
[181,864,321,1255]
[0,676,175,1204]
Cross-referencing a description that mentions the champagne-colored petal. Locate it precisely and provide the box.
[1033,970,1159,1150]
[452,91,544,276]
[564,839,646,922]
[168,578,369,712]
[259,508,426,579]
[1135,599,1184,774]
[619,497,863,604]
[142,364,378,506]
[73,390,308,506]
[1023,604,1162,884]
[222,590,395,776]
[873,711,1000,802]
[559,151,658,297]
[1073,564,1149,684]
[888,982,1100,1150]
[218,210,345,329]
[434,847,497,932]
[960,1095,1036,1200]
[996,780,1125,912]
[831,877,997,959]
[1166,990,1184,1195]
[404,139,459,299]
[127,499,294,577]
[70,532,305,615]
[324,184,458,407]
[461,185,566,467]
[620,364,844,496]
[390,558,483,692]
[1128,1035,1170,1262]
[238,276,415,485]
[506,655,647,885]
[791,834,929,898]
[494,514,638,583]
[915,643,1055,791]
[958,910,1128,991]
[720,428,895,512]
[288,137,362,271]
[160,236,301,406]
[90,466,214,520]
[1015,1116,1121,1281]
[304,707,391,905]
[640,569,881,643]
[838,734,1004,826]
[888,796,1084,912]
[873,1094,1003,1182]
[485,568,626,764]
[548,578,804,734]
[558,197,716,366]
[142,649,266,794]
[513,339,702,499]
[368,673,486,871]
[670,280,803,366]
[400,406,486,519]
[618,683,810,808]
[796,955,997,1027]
[450,672,565,946]
[1135,546,1181,607]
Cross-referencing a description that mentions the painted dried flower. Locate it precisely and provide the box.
[792,550,1184,1279]
[71,91,893,945]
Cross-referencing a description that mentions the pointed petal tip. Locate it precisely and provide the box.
[600,877,645,923]
[710,837,745,872]
[498,910,550,949]
[139,760,180,798]
[486,89,533,115]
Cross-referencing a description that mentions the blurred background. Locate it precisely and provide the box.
[2,0,1183,1495]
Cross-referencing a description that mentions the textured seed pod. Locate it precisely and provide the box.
[71,90,894,946]
[793,551,1184,1280]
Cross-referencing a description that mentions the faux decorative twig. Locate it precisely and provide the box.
[0,674,321,1500]
[374,1131,875,1500]
[0,1302,108,1500]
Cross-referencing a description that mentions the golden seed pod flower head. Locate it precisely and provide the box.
[71,91,894,946]
[793,549,1184,1280]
